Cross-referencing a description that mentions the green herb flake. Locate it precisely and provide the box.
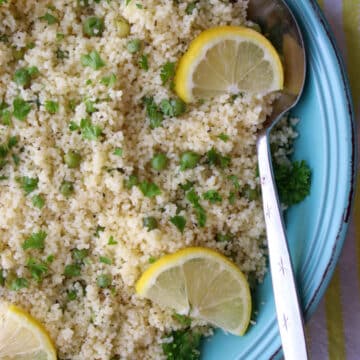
[83,16,104,37]
[0,269,5,286]
[108,236,118,245]
[274,160,311,206]
[124,174,138,189]
[81,50,106,70]
[26,258,48,282]
[44,100,59,114]
[180,151,200,171]
[162,329,202,360]
[10,277,29,291]
[127,38,141,54]
[143,216,158,231]
[113,147,123,157]
[94,225,105,238]
[207,147,230,168]
[97,273,112,288]
[172,313,192,327]
[228,191,236,205]
[218,133,229,142]
[56,48,69,60]
[138,181,161,198]
[143,97,164,129]
[17,176,39,194]
[13,97,32,121]
[148,256,157,264]
[99,256,112,265]
[228,175,240,190]
[100,73,116,87]
[31,194,45,209]
[185,1,198,15]
[160,61,175,85]
[216,233,233,242]
[170,215,186,233]
[39,12,58,25]
[139,54,149,70]
[67,290,77,301]
[80,118,103,140]
[46,254,55,263]
[241,184,259,201]
[64,150,81,168]
[186,189,206,227]
[13,68,31,87]
[56,32,65,41]
[151,153,168,171]
[72,248,89,263]
[22,230,47,250]
[69,121,79,131]
[64,263,81,278]
[160,98,186,117]
[203,190,222,204]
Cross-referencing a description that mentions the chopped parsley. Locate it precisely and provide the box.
[80,118,103,140]
[180,181,194,191]
[127,39,141,53]
[0,269,4,286]
[83,16,104,37]
[216,233,233,242]
[160,98,186,117]
[148,256,157,264]
[203,190,222,204]
[218,133,229,142]
[44,100,59,114]
[180,151,200,171]
[60,180,74,197]
[31,194,45,209]
[72,248,89,263]
[17,176,39,194]
[274,160,311,206]
[108,236,118,245]
[67,290,77,301]
[101,73,116,87]
[64,150,81,168]
[13,97,32,121]
[85,99,97,113]
[81,50,106,70]
[185,1,199,15]
[143,96,164,129]
[228,191,236,205]
[99,256,112,265]
[186,189,206,227]
[97,273,112,288]
[138,181,161,198]
[162,329,202,360]
[22,230,47,250]
[172,313,192,327]
[124,174,138,189]
[241,184,259,201]
[95,226,105,238]
[64,264,81,278]
[39,12,58,25]
[151,153,168,171]
[9,277,29,291]
[26,258,48,282]
[160,61,175,85]
[207,147,230,168]
[56,48,69,60]
[139,54,149,70]
[228,175,240,190]
[113,147,123,156]
[13,66,39,87]
[170,215,186,233]
[143,216,158,231]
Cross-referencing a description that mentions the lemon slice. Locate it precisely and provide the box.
[0,302,57,360]
[136,247,252,335]
[174,26,284,102]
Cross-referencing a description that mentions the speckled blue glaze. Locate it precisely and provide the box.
[201,1,356,359]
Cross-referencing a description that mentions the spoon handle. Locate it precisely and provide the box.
[257,133,308,360]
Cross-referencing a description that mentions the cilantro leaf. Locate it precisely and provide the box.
[26,258,48,282]
[207,147,230,168]
[31,194,45,209]
[162,329,202,360]
[185,1,199,15]
[170,215,186,233]
[81,50,106,70]
[186,189,206,227]
[160,61,175,85]
[39,12,58,25]
[44,100,59,114]
[22,230,47,250]
[13,97,32,121]
[9,277,28,291]
[80,118,102,140]
[143,96,164,129]
[203,190,222,204]
[274,160,311,206]
[139,54,149,70]
[17,176,39,194]
[64,263,81,278]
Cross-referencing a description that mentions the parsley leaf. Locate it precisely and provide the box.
[99,256,112,265]
[22,230,47,250]
[9,277,28,291]
[274,160,311,206]
[139,54,149,70]
[108,236,118,245]
[26,258,48,282]
[97,273,112,288]
[207,147,230,168]
[100,73,116,87]
[13,67,38,87]
[185,1,199,15]
[162,329,201,360]
[64,263,81,278]
[13,97,32,121]
[113,147,123,156]
[203,190,222,204]
[80,118,103,140]
[44,100,59,114]
[143,216,158,231]
[83,16,104,37]
[160,61,175,85]
[160,98,186,117]
[32,194,45,209]
[39,12,58,25]
[218,133,229,142]
[143,96,164,129]
[172,313,192,327]
[81,50,106,70]
[186,189,206,227]
[127,39,141,53]
[17,176,39,194]
[138,181,161,198]
[170,215,186,233]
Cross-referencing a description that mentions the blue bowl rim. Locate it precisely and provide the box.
[270,0,358,358]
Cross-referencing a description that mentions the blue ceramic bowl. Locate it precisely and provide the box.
[201,1,356,359]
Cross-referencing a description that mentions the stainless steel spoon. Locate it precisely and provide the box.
[247,0,308,359]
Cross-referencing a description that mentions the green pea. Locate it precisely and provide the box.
[83,16,104,37]
[60,181,74,197]
[64,150,81,168]
[143,217,158,231]
[180,151,200,171]
[97,273,112,288]
[151,153,168,171]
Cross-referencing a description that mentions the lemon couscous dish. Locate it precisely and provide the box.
[0,0,311,359]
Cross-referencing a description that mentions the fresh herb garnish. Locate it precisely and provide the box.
[124,174,138,189]
[39,12,58,25]
[139,54,149,70]
[113,147,123,156]
[99,256,112,265]
[26,258,48,282]
[108,236,118,245]
[97,273,112,288]
[31,194,45,209]
[83,16,104,37]
[160,61,175,85]
[138,181,161,198]
[143,216,158,231]
[180,151,200,171]
[81,50,106,70]
[151,153,168,171]
[100,73,116,87]
[13,67,38,87]
[64,264,81,278]
[60,180,74,197]
[64,150,81,168]
[127,39,141,53]
[218,133,229,142]
[203,190,222,204]
[80,118,103,140]
[9,277,29,291]
[160,98,186,117]
[185,1,199,15]
[216,233,233,242]
[170,215,186,233]
[274,160,311,206]
[72,248,89,263]
[186,189,206,227]
[22,230,47,250]
[207,147,230,168]
[172,313,192,327]
[13,97,32,121]
[17,176,38,194]
[143,96,164,129]
[44,100,59,114]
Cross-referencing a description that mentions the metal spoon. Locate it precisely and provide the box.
[247,0,308,359]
